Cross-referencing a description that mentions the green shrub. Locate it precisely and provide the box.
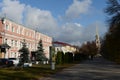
[64,52,73,63]
[56,51,64,64]
[74,53,89,62]
[74,53,81,61]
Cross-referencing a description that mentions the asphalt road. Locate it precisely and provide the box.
[39,57,120,80]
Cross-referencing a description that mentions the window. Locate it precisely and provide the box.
[22,29,24,35]
[5,25,9,30]
[12,26,14,32]
[5,38,7,43]
[11,52,14,58]
[15,40,17,47]
[28,32,30,36]
[20,41,22,48]
[26,32,28,36]
[29,43,31,48]
[11,40,13,46]
[17,29,19,33]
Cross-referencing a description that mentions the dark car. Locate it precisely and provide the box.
[8,58,19,66]
[0,58,13,67]
[0,58,9,65]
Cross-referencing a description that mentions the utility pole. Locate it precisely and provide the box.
[50,37,55,70]
[33,28,37,63]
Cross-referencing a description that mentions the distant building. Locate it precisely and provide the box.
[95,27,100,49]
[0,18,52,59]
[53,41,77,54]
[95,26,101,55]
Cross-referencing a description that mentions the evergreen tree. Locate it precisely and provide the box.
[56,51,64,64]
[36,39,47,61]
[19,39,30,65]
[64,52,73,63]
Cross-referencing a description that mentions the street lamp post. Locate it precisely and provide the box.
[50,46,55,70]
[50,38,56,70]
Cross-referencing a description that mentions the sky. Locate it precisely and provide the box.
[0,0,108,46]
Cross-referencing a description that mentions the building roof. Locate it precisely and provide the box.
[53,41,72,47]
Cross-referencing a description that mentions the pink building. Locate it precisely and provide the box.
[0,18,52,59]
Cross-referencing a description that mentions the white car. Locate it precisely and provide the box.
[8,58,19,66]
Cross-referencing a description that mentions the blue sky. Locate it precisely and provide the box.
[20,0,107,26]
[0,0,108,46]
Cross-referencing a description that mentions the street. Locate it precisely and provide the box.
[39,57,120,80]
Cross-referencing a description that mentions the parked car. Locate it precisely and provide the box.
[23,62,32,67]
[0,58,13,67]
[0,58,9,65]
[8,58,19,66]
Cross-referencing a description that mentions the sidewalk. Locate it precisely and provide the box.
[39,57,120,80]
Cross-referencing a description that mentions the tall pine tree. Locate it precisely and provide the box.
[19,39,30,65]
[36,39,47,61]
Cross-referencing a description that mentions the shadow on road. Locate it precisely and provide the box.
[39,57,120,80]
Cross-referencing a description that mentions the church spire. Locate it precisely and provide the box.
[95,24,101,53]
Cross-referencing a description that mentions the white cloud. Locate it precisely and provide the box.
[56,22,83,43]
[0,0,25,24]
[81,22,107,42]
[70,41,81,46]
[65,0,92,20]
[24,5,58,36]
[56,22,107,46]
[74,22,81,27]
[0,0,107,46]
[0,0,59,37]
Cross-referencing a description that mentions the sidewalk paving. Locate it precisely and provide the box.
[39,57,120,80]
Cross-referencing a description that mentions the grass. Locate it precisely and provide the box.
[0,63,75,80]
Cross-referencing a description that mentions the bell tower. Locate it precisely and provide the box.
[95,26,101,54]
